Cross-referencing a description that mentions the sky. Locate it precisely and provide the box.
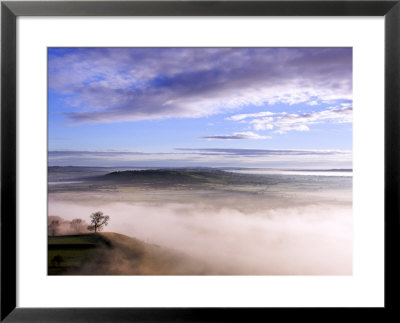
[48,47,352,168]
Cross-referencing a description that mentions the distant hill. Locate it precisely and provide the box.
[48,166,113,182]
[48,232,213,275]
[92,169,276,186]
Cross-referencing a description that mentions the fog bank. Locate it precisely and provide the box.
[49,197,352,275]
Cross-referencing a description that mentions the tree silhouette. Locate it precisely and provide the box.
[87,211,110,233]
[48,220,60,236]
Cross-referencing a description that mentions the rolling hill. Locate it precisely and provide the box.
[91,168,278,186]
[48,232,213,275]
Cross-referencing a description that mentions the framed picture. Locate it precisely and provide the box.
[1,0,399,321]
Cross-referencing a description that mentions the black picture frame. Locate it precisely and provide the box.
[1,1,399,321]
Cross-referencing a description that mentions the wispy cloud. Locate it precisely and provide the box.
[175,148,350,157]
[226,111,276,121]
[201,132,271,140]
[233,106,353,134]
[48,150,147,157]
[307,100,319,106]
[49,148,350,159]
[48,148,352,168]
[49,48,352,124]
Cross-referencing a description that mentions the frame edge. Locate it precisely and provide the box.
[1,2,17,321]
[384,0,400,312]
[1,0,400,321]
[2,1,399,17]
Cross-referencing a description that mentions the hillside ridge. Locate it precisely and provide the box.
[48,232,214,275]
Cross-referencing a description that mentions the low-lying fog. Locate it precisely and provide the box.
[48,176,352,275]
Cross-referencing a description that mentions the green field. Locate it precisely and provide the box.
[48,234,112,275]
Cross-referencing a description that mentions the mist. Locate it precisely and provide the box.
[48,187,352,275]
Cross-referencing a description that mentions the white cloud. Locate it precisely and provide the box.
[49,48,352,124]
[307,100,319,106]
[226,111,276,121]
[274,124,310,134]
[248,107,352,134]
[201,132,271,140]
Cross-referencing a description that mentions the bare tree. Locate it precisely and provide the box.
[48,220,60,236]
[87,211,110,233]
[70,218,86,233]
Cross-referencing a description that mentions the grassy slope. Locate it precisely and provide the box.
[97,169,278,186]
[48,233,211,275]
[48,234,111,275]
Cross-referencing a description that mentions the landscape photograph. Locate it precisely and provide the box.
[48,47,353,275]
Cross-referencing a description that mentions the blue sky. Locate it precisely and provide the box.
[48,48,352,168]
